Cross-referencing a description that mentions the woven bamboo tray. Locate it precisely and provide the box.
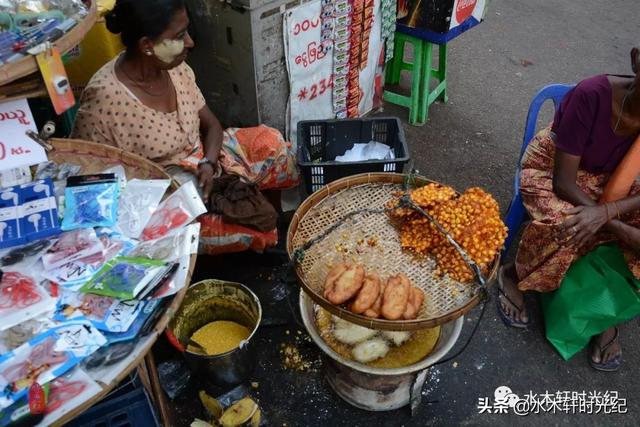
[287,173,499,331]
[0,0,97,86]
[46,138,195,426]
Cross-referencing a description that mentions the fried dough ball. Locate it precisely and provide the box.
[350,273,381,314]
[323,264,365,304]
[363,281,385,318]
[403,287,425,320]
[381,273,411,320]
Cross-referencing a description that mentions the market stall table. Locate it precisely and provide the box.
[0,138,196,427]
[0,0,98,87]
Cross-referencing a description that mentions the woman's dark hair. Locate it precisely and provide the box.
[105,0,186,49]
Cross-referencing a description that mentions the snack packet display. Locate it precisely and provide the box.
[42,228,104,271]
[0,272,56,332]
[80,257,172,300]
[61,174,119,231]
[117,179,170,239]
[54,290,143,333]
[0,321,105,410]
[141,181,206,241]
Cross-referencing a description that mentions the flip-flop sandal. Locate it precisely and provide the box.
[496,265,530,329]
[590,327,622,372]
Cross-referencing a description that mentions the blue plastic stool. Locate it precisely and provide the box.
[502,84,574,253]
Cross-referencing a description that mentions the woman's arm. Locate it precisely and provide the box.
[199,105,223,165]
[552,150,597,207]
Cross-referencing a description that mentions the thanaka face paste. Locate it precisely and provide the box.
[152,39,185,64]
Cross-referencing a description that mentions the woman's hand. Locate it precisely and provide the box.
[560,205,609,247]
[196,162,215,203]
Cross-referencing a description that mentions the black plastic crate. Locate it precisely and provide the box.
[297,117,410,194]
[65,380,159,427]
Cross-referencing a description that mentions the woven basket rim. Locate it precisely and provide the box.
[286,172,499,331]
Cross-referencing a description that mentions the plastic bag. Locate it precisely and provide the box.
[35,162,82,182]
[141,181,206,241]
[0,316,54,354]
[0,272,56,332]
[101,165,127,190]
[129,223,199,262]
[0,238,53,272]
[541,243,640,360]
[61,174,119,231]
[0,320,106,410]
[54,289,143,332]
[0,1,16,13]
[80,256,172,300]
[42,228,104,271]
[42,229,134,290]
[117,179,170,238]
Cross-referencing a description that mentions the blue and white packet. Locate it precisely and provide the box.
[0,321,105,410]
[54,290,143,333]
[102,299,163,344]
[61,174,119,231]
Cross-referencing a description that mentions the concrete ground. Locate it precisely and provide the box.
[164,0,640,425]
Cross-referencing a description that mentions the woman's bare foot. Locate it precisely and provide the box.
[591,327,621,366]
[498,264,529,325]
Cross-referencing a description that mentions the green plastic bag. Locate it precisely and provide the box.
[541,243,640,360]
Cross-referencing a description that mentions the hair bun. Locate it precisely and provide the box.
[105,9,123,34]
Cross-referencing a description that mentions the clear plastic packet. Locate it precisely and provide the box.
[35,161,81,181]
[0,321,106,410]
[54,289,143,332]
[0,316,54,354]
[101,298,165,344]
[61,174,119,231]
[16,1,47,13]
[0,238,54,272]
[0,272,56,332]
[42,228,104,271]
[141,181,206,241]
[150,254,190,299]
[47,0,88,16]
[41,229,134,290]
[117,179,170,239]
[128,223,199,262]
[101,165,127,190]
[0,1,16,13]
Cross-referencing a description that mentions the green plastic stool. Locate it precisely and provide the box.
[384,32,448,126]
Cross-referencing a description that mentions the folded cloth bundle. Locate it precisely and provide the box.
[209,175,278,232]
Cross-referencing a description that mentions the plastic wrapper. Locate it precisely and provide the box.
[42,228,135,290]
[40,368,101,426]
[0,272,56,332]
[0,316,54,354]
[117,179,170,239]
[141,181,206,241]
[54,289,143,332]
[0,320,106,410]
[47,0,88,16]
[0,238,53,272]
[82,341,135,370]
[102,298,165,344]
[158,359,191,400]
[129,223,199,262]
[101,165,127,190]
[80,257,172,300]
[0,1,16,13]
[42,228,104,271]
[35,162,81,182]
[149,254,190,299]
[61,174,119,231]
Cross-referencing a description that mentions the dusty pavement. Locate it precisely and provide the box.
[166,0,640,426]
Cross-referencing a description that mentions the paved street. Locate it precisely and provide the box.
[169,1,640,425]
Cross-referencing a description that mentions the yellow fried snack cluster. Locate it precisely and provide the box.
[388,184,507,283]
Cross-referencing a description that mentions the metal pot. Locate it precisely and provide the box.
[167,279,262,387]
[299,291,462,411]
